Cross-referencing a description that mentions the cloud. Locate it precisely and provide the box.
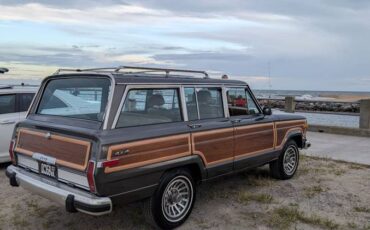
[1,1,370,91]
[0,3,169,25]
[100,54,172,65]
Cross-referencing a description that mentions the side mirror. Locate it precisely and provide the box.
[263,107,272,116]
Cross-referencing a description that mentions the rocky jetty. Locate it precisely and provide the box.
[258,99,360,113]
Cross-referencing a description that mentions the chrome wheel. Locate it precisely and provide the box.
[161,175,193,223]
[283,146,298,176]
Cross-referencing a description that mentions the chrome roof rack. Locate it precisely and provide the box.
[117,66,209,79]
[53,67,118,75]
[53,66,210,79]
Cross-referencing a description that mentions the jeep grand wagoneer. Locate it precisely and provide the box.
[6,66,310,229]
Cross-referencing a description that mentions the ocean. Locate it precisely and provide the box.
[273,110,359,128]
[254,89,370,101]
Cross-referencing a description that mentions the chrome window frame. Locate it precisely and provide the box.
[111,84,184,129]
[183,86,200,121]
[225,86,262,116]
[182,85,228,120]
[111,83,249,129]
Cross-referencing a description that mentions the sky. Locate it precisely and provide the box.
[0,0,370,91]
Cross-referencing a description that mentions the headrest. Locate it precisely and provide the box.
[197,90,212,103]
[148,94,165,107]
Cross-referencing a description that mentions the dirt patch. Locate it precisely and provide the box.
[0,155,369,230]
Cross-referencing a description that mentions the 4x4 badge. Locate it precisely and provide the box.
[113,149,129,157]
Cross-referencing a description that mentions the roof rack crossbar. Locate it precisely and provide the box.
[116,66,209,78]
[53,66,210,79]
[53,67,119,75]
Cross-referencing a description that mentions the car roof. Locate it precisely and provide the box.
[0,85,38,94]
[45,73,247,86]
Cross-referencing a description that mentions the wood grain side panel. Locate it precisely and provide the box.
[234,123,274,159]
[15,129,91,171]
[276,120,306,148]
[105,134,191,173]
[192,128,234,166]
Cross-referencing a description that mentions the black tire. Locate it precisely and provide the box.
[143,168,196,229]
[270,140,299,180]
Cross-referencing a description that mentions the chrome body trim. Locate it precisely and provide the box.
[111,84,183,129]
[179,85,188,121]
[6,165,111,216]
[102,73,116,130]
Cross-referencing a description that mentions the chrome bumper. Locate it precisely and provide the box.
[303,140,311,149]
[6,165,112,216]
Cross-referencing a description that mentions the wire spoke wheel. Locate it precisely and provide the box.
[161,176,193,223]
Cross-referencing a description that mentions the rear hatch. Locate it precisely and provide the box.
[11,75,112,192]
[16,128,91,171]
[14,127,93,190]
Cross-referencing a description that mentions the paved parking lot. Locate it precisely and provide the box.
[0,155,369,230]
[304,132,370,165]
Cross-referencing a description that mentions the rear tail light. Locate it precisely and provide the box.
[9,139,16,165]
[87,161,96,193]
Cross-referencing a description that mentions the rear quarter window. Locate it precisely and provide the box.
[116,88,182,128]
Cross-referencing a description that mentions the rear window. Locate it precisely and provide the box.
[0,94,16,114]
[37,78,111,121]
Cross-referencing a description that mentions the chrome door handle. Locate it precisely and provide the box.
[188,124,202,129]
[0,120,16,125]
[231,119,241,124]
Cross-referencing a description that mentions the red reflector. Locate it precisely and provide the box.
[87,161,96,193]
[102,159,120,168]
[9,140,15,165]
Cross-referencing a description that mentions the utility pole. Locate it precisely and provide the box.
[267,62,272,101]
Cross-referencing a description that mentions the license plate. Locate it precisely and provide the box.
[39,162,57,179]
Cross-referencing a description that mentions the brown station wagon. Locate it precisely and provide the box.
[6,66,310,229]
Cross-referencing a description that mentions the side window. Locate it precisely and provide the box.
[117,88,182,128]
[19,93,35,112]
[246,90,260,114]
[197,88,224,119]
[227,88,260,116]
[0,94,16,115]
[184,88,198,121]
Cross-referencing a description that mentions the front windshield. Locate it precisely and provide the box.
[37,77,111,122]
